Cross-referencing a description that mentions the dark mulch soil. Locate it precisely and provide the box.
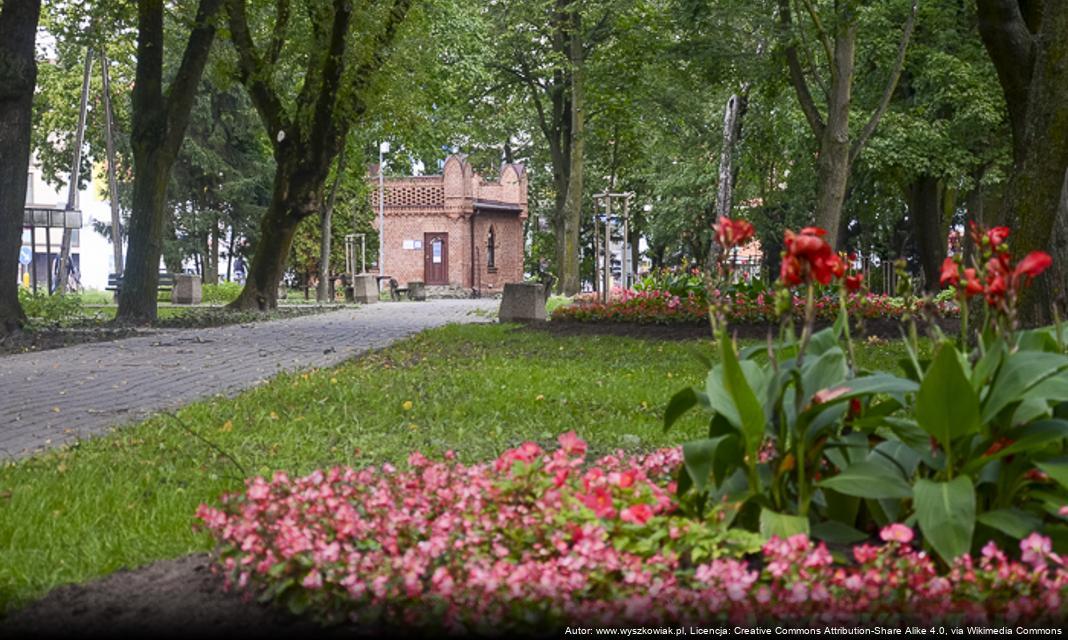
[526,316,960,342]
[1,554,324,640]
[0,326,151,356]
[0,306,339,357]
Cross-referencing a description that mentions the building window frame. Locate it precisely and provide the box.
[486,225,497,272]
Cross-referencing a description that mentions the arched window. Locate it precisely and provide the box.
[486,225,496,270]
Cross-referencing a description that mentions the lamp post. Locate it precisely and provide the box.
[378,141,390,277]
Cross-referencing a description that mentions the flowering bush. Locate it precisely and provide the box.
[552,288,952,325]
[197,434,1068,630]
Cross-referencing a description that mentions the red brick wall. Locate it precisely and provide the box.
[473,212,524,294]
[380,214,469,287]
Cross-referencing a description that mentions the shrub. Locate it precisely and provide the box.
[17,289,84,322]
[202,281,243,305]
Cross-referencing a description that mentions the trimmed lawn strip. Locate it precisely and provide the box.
[0,324,917,614]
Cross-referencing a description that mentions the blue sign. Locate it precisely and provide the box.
[18,246,32,266]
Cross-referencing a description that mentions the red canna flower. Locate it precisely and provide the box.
[986,226,1011,248]
[1014,251,1052,280]
[782,227,839,286]
[713,217,756,249]
[845,274,863,293]
[962,268,983,297]
[940,258,959,287]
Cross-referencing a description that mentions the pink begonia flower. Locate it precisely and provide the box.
[1060,505,1068,517]
[880,523,914,544]
[620,504,653,525]
[302,569,323,589]
[558,431,587,457]
[1021,532,1052,566]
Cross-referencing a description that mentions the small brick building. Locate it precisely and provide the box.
[372,154,528,295]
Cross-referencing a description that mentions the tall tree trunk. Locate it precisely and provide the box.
[117,0,222,324]
[560,9,584,296]
[0,0,41,334]
[813,23,856,247]
[908,175,949,291]
[230,160,322,311]
[780,0,915,249]
[979,0,1068,324]
[317,145,346,302]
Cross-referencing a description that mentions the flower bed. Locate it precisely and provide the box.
[197,434,1068,631]
[551,288,955,325]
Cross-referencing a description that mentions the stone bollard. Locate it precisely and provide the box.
[498,282,547,322]
[171,274,202,304]
[407,281,426,301]
[352,274,378,304]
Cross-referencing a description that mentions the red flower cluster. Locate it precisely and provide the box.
[940,258,983,297]
[780,227,844,286]
[941,225,1053,309]
[713,216,755,250]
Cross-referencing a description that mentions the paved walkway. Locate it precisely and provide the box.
[0,299,498,459]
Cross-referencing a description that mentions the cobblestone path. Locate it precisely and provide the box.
[0,299,497,459]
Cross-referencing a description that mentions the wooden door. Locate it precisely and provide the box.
[424,232,448,284]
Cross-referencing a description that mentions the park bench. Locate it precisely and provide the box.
[107,271,175,294]
[388,278,409,301]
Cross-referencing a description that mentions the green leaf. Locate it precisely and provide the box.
[664,387,699,432]
[914,477,976,564]
[759,508,810,540]
[705,366,741,429]
[682,436,739,494]
[982,352,1068,424]
[800,374,918,422]
[915,342,980,450]
[818,461,913,499]
[977,509,1042,540]
[1035,457,1068,491]
[719,330,766,457]
[962,420,1068,474]
[811,520,869,545]
[802,347,847,406]
[970,341,1005,392]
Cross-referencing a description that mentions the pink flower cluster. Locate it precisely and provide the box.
[553,289,956,325]
[197,435,1068,632]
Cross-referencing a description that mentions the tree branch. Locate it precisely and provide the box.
[799,0,834,66]
[309,0,354,159]
[164,0,224,154]
[778,0,825,136]
[850,0,917,162]
[266,0,290,65]
[225,0,286,141]
[976,0,1036,159]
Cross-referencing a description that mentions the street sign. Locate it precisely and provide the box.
[19,246,31,265]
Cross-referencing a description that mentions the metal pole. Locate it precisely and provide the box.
[622,195,630,289]
[57,49,93,293]
[46,226,53,295]
[378,142,388,276]
[31,226,37,294]
[360,234,366,273]
[101,53,124,277]
[607,196,612,296]
[593,198,600,294]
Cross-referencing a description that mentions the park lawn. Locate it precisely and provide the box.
[0,323,917,614]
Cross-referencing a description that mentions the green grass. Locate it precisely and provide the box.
[0,324,916,613]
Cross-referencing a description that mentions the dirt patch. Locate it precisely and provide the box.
[523,317,959,341]
[0,306,340,358]
[0,326,152,356]
[1,554,323,639]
